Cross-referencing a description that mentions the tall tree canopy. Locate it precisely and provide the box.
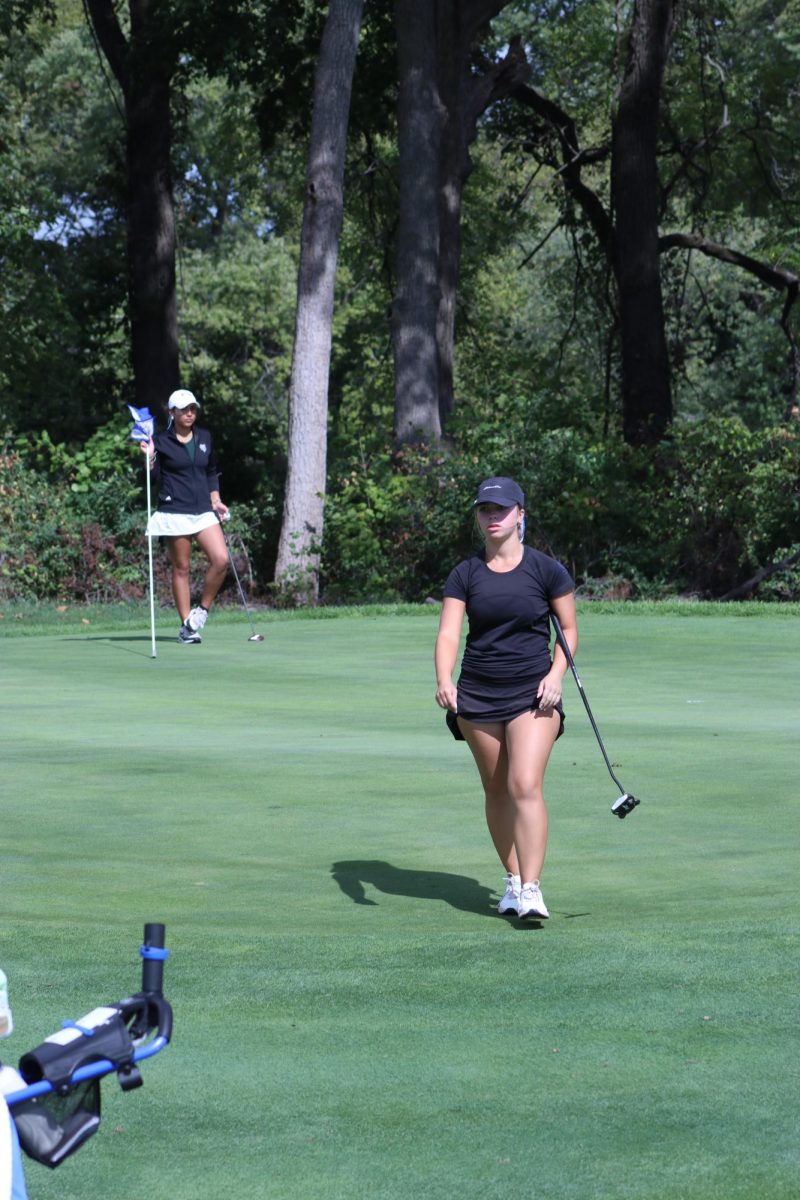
[2,0,798,604]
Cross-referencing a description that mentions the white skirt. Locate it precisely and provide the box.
[146,510,219,537]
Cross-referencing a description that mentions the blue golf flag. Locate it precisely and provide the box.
[127,405,154,442]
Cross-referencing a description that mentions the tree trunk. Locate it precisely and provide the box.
[392,0,516,445]
[611,0,675,445]
[434,3,471,433]
[273,0,364,605]
[392,0,446,445]
[84,0,179,414]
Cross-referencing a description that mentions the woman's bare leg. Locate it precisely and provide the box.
[458,719,519,876]
[194,523,229,610]
[166,536,193,622]
[504,709,560,884]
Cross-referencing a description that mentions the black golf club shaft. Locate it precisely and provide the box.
[550,611,627,796]
[217,516,260,639]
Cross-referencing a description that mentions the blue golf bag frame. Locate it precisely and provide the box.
[3,923,172,1172]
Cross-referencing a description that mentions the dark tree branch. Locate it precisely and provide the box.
[467,35,530,126]
[507,161,545,216]
[509,81,613,249]
[83,0,130,96]
[659,233,800,292]
[719,548,800,601]
[516,218,561,270]
[660,232,800,414]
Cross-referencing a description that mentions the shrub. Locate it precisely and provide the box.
[320,418,800,602]
[1,414,273,605]
[3,413,797,605]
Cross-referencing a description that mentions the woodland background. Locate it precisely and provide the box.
[1,0,799,606]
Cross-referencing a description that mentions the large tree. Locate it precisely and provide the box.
[273,0,365,604]
[610,0,676,444]
[499,0,800,442]
[84,0,180,412]
[391,0,528,445]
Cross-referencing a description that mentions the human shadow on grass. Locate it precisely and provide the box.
[331,859,545,928]
[63,635,176,657]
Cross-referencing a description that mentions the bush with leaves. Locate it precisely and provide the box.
[321,417,800,603]
[3,410,276,604]
[1,451,80,601]
[3,409,797,604]
[0,429,150,603]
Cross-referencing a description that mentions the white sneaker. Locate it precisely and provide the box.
[496,873,521,915]
[518,881,549,920]
[187,605,208,632]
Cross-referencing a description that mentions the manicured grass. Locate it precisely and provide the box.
[1,605,797,1199]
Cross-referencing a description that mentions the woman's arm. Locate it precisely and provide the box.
[209,490,229,521]
[434,597,466,712]
[204,433,228,520]
[537,590,578,709]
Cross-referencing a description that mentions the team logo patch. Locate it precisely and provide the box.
[199,443,207,453]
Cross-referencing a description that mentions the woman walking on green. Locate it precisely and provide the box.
[434,477,578,920]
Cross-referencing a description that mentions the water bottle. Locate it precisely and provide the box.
[0,968,12,1038]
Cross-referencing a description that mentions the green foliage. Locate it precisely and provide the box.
[8,410,795,605]
[4,0,800,611]
[0,10,129,439]
[655,418,800,596]
[0,448,141,602]
[176,228,295,507]
[0,0,54,39]
[1,411,278,604]
[16,412,139,496]
[321,418,800,602]
[757,545,800,600]
[4,415,153,602]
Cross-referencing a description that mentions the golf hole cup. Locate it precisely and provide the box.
[0,967,12,1037]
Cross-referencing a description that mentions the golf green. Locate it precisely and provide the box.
[1,606,797,1199]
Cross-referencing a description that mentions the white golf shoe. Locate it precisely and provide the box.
[496,873,521,915]
[518,881,549,920]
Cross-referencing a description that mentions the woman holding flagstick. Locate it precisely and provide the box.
[140,390,230,645]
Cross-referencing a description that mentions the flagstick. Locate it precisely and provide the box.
[145,461,157,659]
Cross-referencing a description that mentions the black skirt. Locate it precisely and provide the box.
[445,669,565,741]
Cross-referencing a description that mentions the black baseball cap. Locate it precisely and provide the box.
[472,476,525,507]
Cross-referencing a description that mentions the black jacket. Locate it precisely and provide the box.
[151,426,221,514]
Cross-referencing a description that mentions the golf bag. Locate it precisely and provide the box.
[1,924,172,1191]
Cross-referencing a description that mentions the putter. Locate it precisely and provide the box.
[550,612,639,818]
[217,516,264,642]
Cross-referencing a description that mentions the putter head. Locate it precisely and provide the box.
[611,793,640,819]
[248,634,264,642]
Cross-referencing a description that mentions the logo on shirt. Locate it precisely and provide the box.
[199,443,207,453]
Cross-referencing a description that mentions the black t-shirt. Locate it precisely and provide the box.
[443,546,574,680]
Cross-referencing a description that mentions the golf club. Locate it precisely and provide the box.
[550,611,640,818]
[217,516,264,642]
